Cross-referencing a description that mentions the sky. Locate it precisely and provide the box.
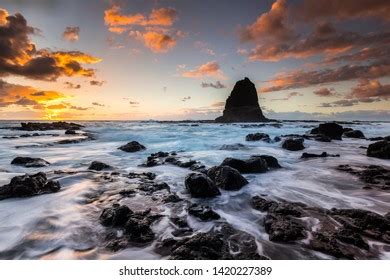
[0,0,389,121]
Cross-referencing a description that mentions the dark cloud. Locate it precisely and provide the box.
[201,81,226,89]
[182,96,191,102]
[0,9,101,81]
[64,81,81,89]
[313,87,337,97]
[92,102,105,107]
[62,26,80,42]
[90,80,105,86]
[260,60,390,92]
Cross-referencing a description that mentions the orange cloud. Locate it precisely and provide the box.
[182,61,226,80]
[0,9,102,81]
[0,8,8,25]
[104,5,177,27]
[313,88,337,97]
[139,31,176,53]
[348,79,390,101]
[240,0,292,42]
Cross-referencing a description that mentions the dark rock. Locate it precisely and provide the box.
[336,164,390,190]
[0,172,60,200]
[118,141,146,153]
[137,182,170,194]
[100,204,133,227]
[282,138,305,151]
[88,161,111,171]
[274,136,282,142]
[65,130,77,135]
[185,173,220,198]
[17,121,83,131]
[250,155,281,168]
[11,157,50,167]
[207,166,248,190]
[124,217,155,244]
[335,228,369,250]
[188,204,220,221]
[263,214,306,242]
[219,143,248,151]
[310,232,354,259]
[221,157,268,173]
[314,134,332,142]
[301,152,340,159]
[343,130,365,139]
[164,193,182,203]
[245,133,270,142]
[128,172,156,180]
[367,140,390,159]
[215,77,268,123]
[251,196,278,212]
[310,123,344,140]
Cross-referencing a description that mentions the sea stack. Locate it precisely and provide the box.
[215,77,268,122]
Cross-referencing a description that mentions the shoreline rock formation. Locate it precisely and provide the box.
[215,77,268,123]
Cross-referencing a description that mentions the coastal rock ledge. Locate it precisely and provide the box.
[215,77,268,123]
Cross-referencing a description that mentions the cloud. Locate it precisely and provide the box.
[64,81,81,89]
[182,61,226,80]
[130,30,176,53]
[348,79,390,101]
[324,46,390,64]
[182,96,191,102]
[271,91,302,101]
[0,10,101,81]
[260,60,390,92]
[194,41,216,56]
[210,101,225,108]
[0,8,8,25]
[313,87,337,97]
[296,0,390,22]
[240,0,293,43]
[92,102,105,107]
[104,5,180,53]
[201,81,226,89]
[0,79,66,108]
[90,80,105,86]
[318,99,360,108]
[104,6,177,27]
[62,26,80,42]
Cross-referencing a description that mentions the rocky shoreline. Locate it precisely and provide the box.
[0,120,389,259]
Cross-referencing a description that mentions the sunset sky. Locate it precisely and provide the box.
[0,0,389,121]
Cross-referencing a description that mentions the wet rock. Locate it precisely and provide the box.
[313,134,332,142]
[128,172,156,180]
[207,165,248,190]
[169,233,226,259]
[367,140,390,159]
[221,157,268,173]
[124,217,155,244]
[137,182,170,194]
[336,165,389,190]
[310,122,344,140]
[335,228,369,250]
[343,130,365,139]
[301,152,340,159]
[17,121,83,131]
[263,214,306,242]
[369,136,390,141]
[282,138,305,151]
[185,173,220,198]
[118,141,146,153]
[250,155,281,168]
[100,204,133,227]
[245,133,270,142]
[88,161,111,171]
[65,129,77,135]
[188,204,220,221]
[215,77,268,123]
[251,196,278,212]
[310,232,355,259]
[219,143,248,151]
[11,157,50,167]
[163,193,182,203]
[0,172,60,200]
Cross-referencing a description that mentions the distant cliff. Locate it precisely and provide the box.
[215,77,268,122]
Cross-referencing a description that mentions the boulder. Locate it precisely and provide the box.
[118,141,146,152]
[207,165,248,190]
[65,129,77,135]
[184,173,221,198]
[215,77,268,122]
[188,204,220,221]
[301,152,340,159]
[221,157,268,173]
[250,155,281,168]
[282,138,305,151]
[263,214,306,242]
[100,204,133,227]
[343,130,365,139]
[245,133,270,142]
[11,157,50,167]
[88,161,112,171]
[310,123,344,140]
[0,172,60,200]
[18,121,83,131]
[219,143,248,151]
[367,140,390,159]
